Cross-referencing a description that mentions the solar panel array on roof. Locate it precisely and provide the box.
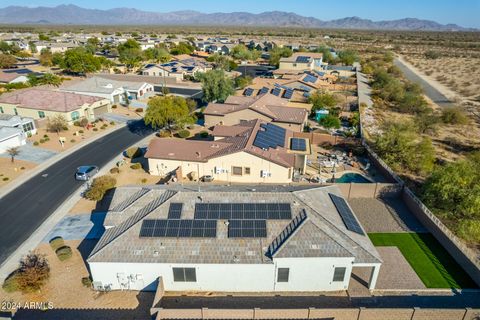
[283,88,294,99]
[299,85,312,92]
[290,138,307,151]
[110,188,150,212]
[244,88,254,96]
[329,193,365,235]
[267,210,308,257]
[303,74,318,83]
[139,219,217,238]
[168,203,183,219]
[194,203,291,220]
[271,87,281,96]
[253,123,286,150]
[259,87,269,95]
[296,56,310,63]
[228,220,267,238]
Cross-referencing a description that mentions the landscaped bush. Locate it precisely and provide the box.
[177,129,190,138]
[135,108,144,112]
[79,130,84,134]
[3,177,9,181]
[43,134,49,138]
[110,121,115,125]
[84,175,117,201]
[199,131,209,138]
[33,141,39,146]
[1,252,50,293]
[157,129,171,138]
[93,128,98,131]
[125,147,142,159]
[441,107,468,125]
[130,163,142,170]
[111,104,117,109]
[81,276,92,288]
[20,166,25,170]
[141,178,147,183]
[109,167,120,174]
[457,220,480,244]
[49,236,65,251]
[70,139,76,143]
[55,246,72,261]
[73,120,81,127]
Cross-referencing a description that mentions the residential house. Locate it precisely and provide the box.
[0,114,36,136]
[0,126,26,153]
[278,52,324,74]
[0,88,111,124]
[60,76,154,104]
[0,69,34,84]
[142,61,199,81]
[86,184,381,292]
[145,119,310,183]
[204,93,308,132]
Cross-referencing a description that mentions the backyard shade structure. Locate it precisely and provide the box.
[87,185,382,292]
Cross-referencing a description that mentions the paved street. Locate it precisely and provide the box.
[0,120,153,263]
[394,58,453,107]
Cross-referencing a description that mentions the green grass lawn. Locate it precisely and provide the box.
[368,232,477,289]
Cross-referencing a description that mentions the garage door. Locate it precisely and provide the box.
[93,105,110,117]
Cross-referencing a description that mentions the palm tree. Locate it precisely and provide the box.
[7,146,20,163]
[41,73,63,87]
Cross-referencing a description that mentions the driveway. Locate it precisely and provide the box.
[0,142,58,164]
[101,112,133,124]
[42,212,106,242]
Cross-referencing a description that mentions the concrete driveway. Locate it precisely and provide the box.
[42,212,106,242]
[0,142,58,164]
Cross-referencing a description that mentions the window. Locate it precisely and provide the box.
[22,122,34,132]
[172,267,196,282]
[38,111,45,118]
[14,108,18,115]
[244,167,251,175]
[333,267,346,282]
[232,166,243,176]
[71,111,80,121]
[0,106,3,113]
[277,268,289,282]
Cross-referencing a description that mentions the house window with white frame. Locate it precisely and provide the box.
[38,111,45,118]
[71,111,80,121]
[232,166,243,176]
[172,267,196,282]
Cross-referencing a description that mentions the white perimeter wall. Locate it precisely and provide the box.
[89,256,353,292]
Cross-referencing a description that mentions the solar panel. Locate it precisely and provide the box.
[110,188,150,212]
[296,56,310,63]
[329,193,365,235]
[299,85,312,92]
[271,87,281,96]
[244,88,254,96]
[267,210,308,257]
[259,86,269,95]
[283,88,294,99]
[290,138,307,151]
[168,203,183,219]
[253,123,286,150]
[194,202,291,220]
[228,220,267,238]
[303,74,318,83]
[139,219,217,238]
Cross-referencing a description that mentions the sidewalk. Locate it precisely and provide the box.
[0,132,155,280]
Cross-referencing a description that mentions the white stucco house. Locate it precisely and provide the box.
[0,126,26,153]
[0,114,36,136]
[87,185,382,293]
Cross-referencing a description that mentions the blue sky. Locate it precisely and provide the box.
[7,0,480,28]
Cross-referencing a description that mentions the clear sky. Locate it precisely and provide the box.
[7,0,480,28]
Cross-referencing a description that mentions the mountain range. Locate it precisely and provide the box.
[0,5,474,31]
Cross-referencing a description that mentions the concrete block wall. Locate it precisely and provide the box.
[358,307,413,320]
[203,308,254,319]
[411,308,467,320]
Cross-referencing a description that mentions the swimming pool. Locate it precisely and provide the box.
[335,172,372,183]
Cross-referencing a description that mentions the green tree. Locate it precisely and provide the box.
[319,114,341,129]
[198,69,235,103]
[0,53,16,68]
[47,114,68,134]
[60,47,101,74]
[414,109,439,134]
[144,47,171,63]
[308,91,338,114]
[38,34,50,41]
[31,73,63,87]
[28,41,37,54]
[315,45,335,64]
[144,96,195,129]
[0,41,11,53]
[268,47,292,67]
[441,106,468,125]
[170,42,194,55]
[338,49,359,65]
[234,76,252,89]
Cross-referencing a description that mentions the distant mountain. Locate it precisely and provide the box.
[0,4,474,31]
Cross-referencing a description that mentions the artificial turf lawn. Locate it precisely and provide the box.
[368,232,477,289]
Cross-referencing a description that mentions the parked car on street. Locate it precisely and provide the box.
[200,175,214,182]
[75,165,99,181]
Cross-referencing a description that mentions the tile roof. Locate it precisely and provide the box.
[61,76,147,94]
[87,185,381,265]
[0,88,104,112]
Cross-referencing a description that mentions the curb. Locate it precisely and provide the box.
[0,132,155,280]
[0,122,127,200]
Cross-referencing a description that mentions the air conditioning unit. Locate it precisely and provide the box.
[261,170,272,178]
[215,167,226,174]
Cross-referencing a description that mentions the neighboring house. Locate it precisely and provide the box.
[145,119,310,183]
[0,69,35,84]
[204,93,308,132]
[174,55,213,73]
[35,42,78,53]
[278,52,324,74]
[141,61,199,81]
[60,76,154,104]
[0,114,36,136]
[0,126,26,153]
[86,184,381,292]
[0,88,111,124]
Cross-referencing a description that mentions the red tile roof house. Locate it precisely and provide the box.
[203,93,309,132]
[0,88,111,125]
[145,119,310,184]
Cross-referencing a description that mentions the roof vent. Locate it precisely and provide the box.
[224,221,230,226]
[233,255,240,263]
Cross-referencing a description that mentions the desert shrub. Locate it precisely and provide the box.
[84,175,117,201]
[457,219,480,243]
[20,166,25,170]
[55,246,72,261]
[177,129,190,138]
[73,120,81,126]
[81,276,92,287]
[70,139,76,143]
[3,177,9,181]
[49,236,65,251]
[441,107,468,125]
[79,118,89,127]
[93,128,98,131]
[79,130,84,134]
[157,129,171,138]
[425,50,441,59]
[199,131,209,138]
[125,147,142,159]
[100,126,106,130]
[110,121,115,125]
[135,108,143,112]
[109,167,120,174]
[43,134,49,138]
[130,163,142,170]
[141,178,147,183]
[2,252,50,293]
[111,104,117,109]
[33,141,39,146]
